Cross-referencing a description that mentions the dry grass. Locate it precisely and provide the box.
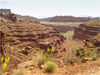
[44,61,57,72]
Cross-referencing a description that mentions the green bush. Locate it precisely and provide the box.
[92,56,98,61]
[44,61,57,72]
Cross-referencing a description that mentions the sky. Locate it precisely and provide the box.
[0,0,100,18]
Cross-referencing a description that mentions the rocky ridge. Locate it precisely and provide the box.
[74,21,100,57]
[0,14,66,72]
[74,21,100,41]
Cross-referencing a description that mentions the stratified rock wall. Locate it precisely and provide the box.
[74,21,100,48]
[0,13,17,22]
[74,21,100,40]
[0,15,66,72]
[0,16,66,57]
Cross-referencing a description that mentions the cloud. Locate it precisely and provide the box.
[0,0,8,5]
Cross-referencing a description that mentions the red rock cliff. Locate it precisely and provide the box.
[74,21,100,47]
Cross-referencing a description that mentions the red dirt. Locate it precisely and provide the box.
[10,60,100,75]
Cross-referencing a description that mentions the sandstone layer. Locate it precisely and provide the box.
[74,21,100,57]
[74,21,100,41]
[0,14,66,72]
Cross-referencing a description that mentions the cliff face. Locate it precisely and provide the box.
[0,15,66,57]
[7,19,65,56]
[0,14,66,71]
[74,21,100,47]
[0,13,17,22]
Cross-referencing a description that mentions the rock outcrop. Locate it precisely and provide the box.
[74,21,100,40]
[0,9,11,13]
[74,21,100,57]
[7,18,65,54]
[0,14,66,56]
[0,14,66,72]
[74,21,100,47]
[0,13,17,22]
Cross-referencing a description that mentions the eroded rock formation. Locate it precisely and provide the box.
[0,14,66,72]
[0,9,11,13]
[74,21,100,54]
[74,21,100,57]
[0,13,17,22]
[74,21,100,40]
[0,14,66,57]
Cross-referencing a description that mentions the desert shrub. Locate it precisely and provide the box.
[44,61,57,72]
[45,53,54,62]
[63,55,81,65]
[0,56,10,75]
[76,47,90,58]
[76,41,98,58]
[14,68,25,75]
[46,45,55,54]
[32,46,56,69]
[45,45,55,61]
[92,56,98,61]
[32,46,55,67]
[88,42,93,47]
[32,52,46,66]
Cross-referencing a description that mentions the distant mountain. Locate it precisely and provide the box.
[15,14,37,20]
[39,16,100,22]
[38,17,52,21]
[0,9,11,13]
[49,16,90,22]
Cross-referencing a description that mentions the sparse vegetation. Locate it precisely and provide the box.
[32,46,55,67]
[92,56,98,61]
[76,40,97,58]
[0,56,10,75]
[44,46,55,62]
[44,61,57,72]
[32,52,46,66]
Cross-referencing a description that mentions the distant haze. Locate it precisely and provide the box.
[0,0,100,18]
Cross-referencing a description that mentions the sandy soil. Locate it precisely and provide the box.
[14,60,100,75]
